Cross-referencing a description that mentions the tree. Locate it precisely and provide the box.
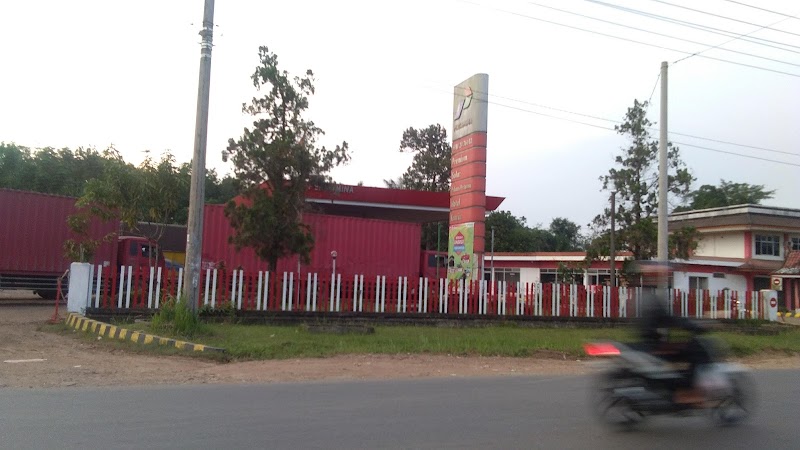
[222,46,350,271]
[590,99,694,261]
[68,149,186,265]
[484,211,566,252]
[398,124,451,191]
[549,217,584,251]
[392,124,452,251]
[674,179,775,212]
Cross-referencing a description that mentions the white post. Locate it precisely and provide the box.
[657,60,669,263]
[306,273,312,311]
[125,266,133,309]
[354,274,360,312]
[231,269,238,307]
[147,267,155,309]
[87,264,95,309]
[238,270,244,310]
[418,277,424,313]
[117,266,125,309]
[155,267,163,309]
[204,268,211,306]
[375,275,381,312]
[263,271,269,311]
[380,276,386,313]
[359,275,364,312]
[458,279,465,315]
[423,277,429,313]
[312,273,318,312]
[288,271,294,312]
[402,276,408,313]
[210,269,217,308]
[176,267,184,303]
[281,272,290,311]
[443,278,449,314]
[553,284,560,317]
[94,265,102,308]
[439,279,444,314]
[336,274,342,312]
[256,271,263,311]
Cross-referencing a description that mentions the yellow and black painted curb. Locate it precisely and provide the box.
[778,312,800,318]
[66,313,226,354]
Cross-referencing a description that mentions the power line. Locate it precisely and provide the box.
[672,141,800,167]
[461,0,800,77]
[526,1,800,68]
[667,132,800,157]
[428,81,800,158]
[720,0,799,19]
[586,0,800,53]
[673,15,794,64]
[649,0,800,38]
[425,84,800,165]
[647,73,661,104]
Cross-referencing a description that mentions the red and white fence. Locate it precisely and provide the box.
[84,265,763,320]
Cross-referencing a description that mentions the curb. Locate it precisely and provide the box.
[66,313,226,354]
[778,312,800,318]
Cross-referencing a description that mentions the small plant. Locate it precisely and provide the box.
[151,295,204,338]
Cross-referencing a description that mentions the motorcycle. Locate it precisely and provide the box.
[583,336,756,430]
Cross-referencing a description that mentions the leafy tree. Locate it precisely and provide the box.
[398,124,452,191]
[674,180,775,212]
[590,99,694,261]
[549,217,585,251]
[222,46,350,271]
[67,150,186,264]
[484,211,565,252]
[382,177,405,189]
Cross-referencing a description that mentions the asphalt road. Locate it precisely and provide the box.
[1,370,798,449]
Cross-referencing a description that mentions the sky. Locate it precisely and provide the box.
[1,0,798,231]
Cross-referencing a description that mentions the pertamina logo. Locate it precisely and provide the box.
[453,86,473,120]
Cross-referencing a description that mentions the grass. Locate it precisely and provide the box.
[47,316,800,362]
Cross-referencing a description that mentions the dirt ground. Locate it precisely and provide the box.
[2,304,799,389]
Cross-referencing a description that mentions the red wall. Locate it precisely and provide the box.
[202,205,423,279]
[0,189,118,275]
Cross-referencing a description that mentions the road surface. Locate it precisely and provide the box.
[1,370,798,449]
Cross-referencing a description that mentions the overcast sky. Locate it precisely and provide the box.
[1,0,798,230]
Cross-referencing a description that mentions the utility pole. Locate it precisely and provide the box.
[183,0,215,313]
[657,61,669,292]
[609,192,616,287]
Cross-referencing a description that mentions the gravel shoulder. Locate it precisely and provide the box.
[2,305,799,389]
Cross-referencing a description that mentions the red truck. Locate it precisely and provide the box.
[0,189,165,299]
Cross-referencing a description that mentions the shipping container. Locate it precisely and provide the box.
[202,204,423,279]
[0,189,119,297]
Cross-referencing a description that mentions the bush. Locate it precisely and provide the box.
[151,296,205,338]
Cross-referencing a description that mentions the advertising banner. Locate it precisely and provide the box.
[447,222,475,281]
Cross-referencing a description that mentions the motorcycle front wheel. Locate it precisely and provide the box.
[590,370,646,431]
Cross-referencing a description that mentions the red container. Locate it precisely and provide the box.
[202,204,423,279]
[0,189,118,276]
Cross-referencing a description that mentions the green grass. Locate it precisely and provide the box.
[141,323,800,361]
[46,318,800,362]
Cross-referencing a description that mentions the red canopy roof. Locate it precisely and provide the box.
[231,183,505,223]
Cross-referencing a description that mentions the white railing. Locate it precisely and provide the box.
[86,266,764,320]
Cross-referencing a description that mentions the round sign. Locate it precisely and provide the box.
[770,298,778,308]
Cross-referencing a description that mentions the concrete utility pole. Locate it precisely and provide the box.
[657,61,669,263]
[184,0,215,313]
[657,61,669,291]
[609,192,616,287]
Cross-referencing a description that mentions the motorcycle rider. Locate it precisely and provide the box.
[637,290,712,406]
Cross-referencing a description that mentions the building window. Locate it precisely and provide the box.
[485,268,521,285]
[791,237,800,251]
[689,276,709,290]
[755,234,781,257]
